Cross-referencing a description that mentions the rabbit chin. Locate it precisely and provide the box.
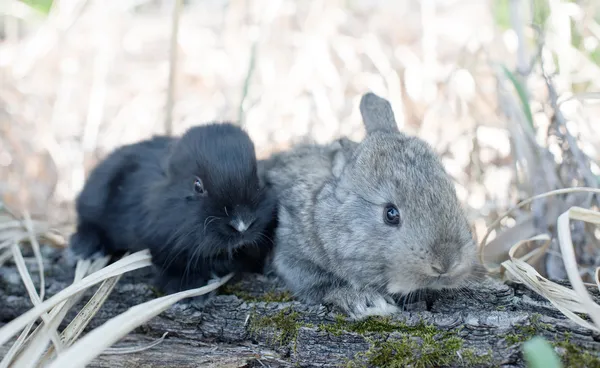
[385,279,422,295]
[229,231,266,250]
[385,271,471,294]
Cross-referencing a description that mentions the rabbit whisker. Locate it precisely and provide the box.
[161,228,197,273]
[256,232,275,246]
[183,243,203,287]
[203,216,219,235]
[227,240,235,260]
[191,243,208,282]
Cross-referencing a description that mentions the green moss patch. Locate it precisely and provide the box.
[504,316,600,367]
[148,285,165,298]
[504,313,553,345]
[319,314,414,336]
[248,307,309,349]
[220,282,294,303]
[359,334,488,368]
[554,334,600,368]
[319,315,492,367]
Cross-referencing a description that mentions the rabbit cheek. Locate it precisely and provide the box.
[385,273,422,294]
[427,268,471,290]
[384,247,435,294]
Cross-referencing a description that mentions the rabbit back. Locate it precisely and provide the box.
[70,136,173,257]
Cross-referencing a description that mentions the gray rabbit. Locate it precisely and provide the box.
[261,92,477,319]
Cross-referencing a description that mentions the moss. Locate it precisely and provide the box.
[220,283,254,301]
[505,334,523,345]
[318,314,348,336]
[503,313,553,345]
[220,283,294,303]
[261,290,294,302]
[505,322,600,367]
[319,314,438,336]
[553,334,600,368]
[248,307,301,347]
[357,333,490,368]
[461,348,494,366]
[248,307,314,354]
[148,285,165,298]
[326,316,492,367]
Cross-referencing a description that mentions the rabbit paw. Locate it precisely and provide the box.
[63,246,106,268]
[66,224,108,266]
[154,272,221,310]
[325,289,400,320]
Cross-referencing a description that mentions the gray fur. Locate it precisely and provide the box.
[262,92,477,320]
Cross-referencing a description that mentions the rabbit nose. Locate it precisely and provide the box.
[431,262,449,275]
[229,218,254,233]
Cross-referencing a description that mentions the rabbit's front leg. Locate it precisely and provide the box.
[322,286,400,320]
[274,253,399,320]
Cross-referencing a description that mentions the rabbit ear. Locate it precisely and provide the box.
[332,150,347,179]
[359,92,398,134]
[331,138,357,178]
[163,139,179,176]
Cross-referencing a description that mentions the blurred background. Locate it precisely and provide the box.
[1,0,599,281]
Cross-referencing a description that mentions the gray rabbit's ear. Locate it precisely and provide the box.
[331,138,357,178]
[332,151,346,179]
[359,92,398,134]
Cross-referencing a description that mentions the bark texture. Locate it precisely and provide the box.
[1,248,599,368]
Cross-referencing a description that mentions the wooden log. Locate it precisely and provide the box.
[1,248,599,367]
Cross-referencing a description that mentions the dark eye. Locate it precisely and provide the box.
[193,177,205,195]
[384,204,401,226]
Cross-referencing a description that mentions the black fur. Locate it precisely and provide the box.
[69,123,278,297]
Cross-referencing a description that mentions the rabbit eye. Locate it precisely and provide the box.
[193,177,205,195]
[384,204,401,226]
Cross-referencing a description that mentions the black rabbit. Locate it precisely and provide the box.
[68,123,278,299]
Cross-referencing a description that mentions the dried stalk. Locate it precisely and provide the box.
[164,0,182,136]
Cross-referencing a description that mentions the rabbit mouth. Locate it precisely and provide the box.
[425,273,468,290]
[386,269,467,294]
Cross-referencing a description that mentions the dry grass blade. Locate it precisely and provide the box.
[0,250,152,347]
[0,324,35,368]
[22,212,45,300]
[479,187,600,272]
[0,248,12,266]
[101,332,169,355]
[499,205,600,333]
[0,220,22,231]
[60,274,122,347]
[508,234,552,266]
[0,243,70,368]
[481,214,537,272]
[502,258,599,331]
[11,302,71,368]
[9,244,63,351]
[164,0,182,135]
[557,207,600,330]
[0,230,25,244]
[46,273,234,368]
[12,257,110,368]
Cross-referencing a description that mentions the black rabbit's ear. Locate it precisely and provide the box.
[359,92,398,134]
[163,139,182,176]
